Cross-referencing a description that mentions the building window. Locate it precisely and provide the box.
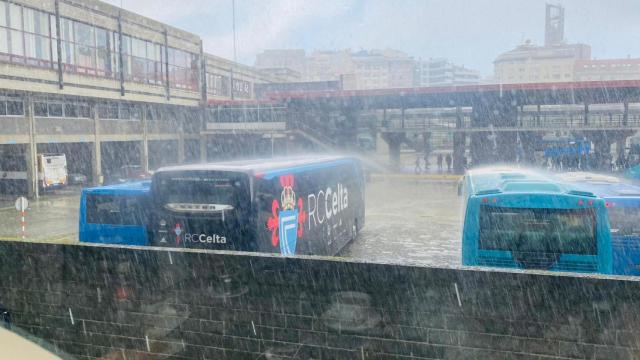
[168,47,198,91]
[47,102,63,117]
[206,72,230,97]
[34,102,48,117]
[121,35,164,86]
[59,17,115,77]
[64,103,77,117]
[0,2,57,67]
[0,98,24,116]
[22,7,52,67]
[98,105,120,120]
[33,101,90,118]
[98,103,140,120]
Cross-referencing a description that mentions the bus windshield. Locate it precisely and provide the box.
[155,172,248,212]
[86,194,147,226]
[479,206,597,255]
[609,206,640,236]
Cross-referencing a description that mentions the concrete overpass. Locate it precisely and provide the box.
[253,80,640,171]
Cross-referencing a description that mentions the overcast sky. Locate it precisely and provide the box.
[103,0,640,77]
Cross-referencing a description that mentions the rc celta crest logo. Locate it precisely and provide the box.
[267,174,307,255]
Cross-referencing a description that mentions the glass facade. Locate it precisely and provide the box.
[206,72,230,96]
[121,35,165,86]
[168,47,198,91]
[0,1,201,92]
[59,18,115,77]
[0,2,55,66]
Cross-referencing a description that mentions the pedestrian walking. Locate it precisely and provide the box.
[445,153,452,173]
[437,154,443,172]
[414,155,422,174]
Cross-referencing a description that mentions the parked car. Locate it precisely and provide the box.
[105,165,152,185]
[68,173,88,185]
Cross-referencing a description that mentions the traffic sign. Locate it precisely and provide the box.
[15,197,28,212]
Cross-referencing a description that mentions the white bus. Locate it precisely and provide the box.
[0,153,67,193]
[37,153,68,190]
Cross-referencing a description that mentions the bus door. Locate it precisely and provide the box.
[608,200,640,275]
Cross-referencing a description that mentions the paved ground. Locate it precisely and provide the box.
[340,177,462,266]
[0,187,79,243]
[0,179,463,265]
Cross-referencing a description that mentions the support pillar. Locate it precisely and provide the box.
[25,96,38,198]
[422,132,431,168]
[452,106,466,173]
[494,103,518,163]
[381,132,405,171]
[91,103,102,186]
[592,131,612,171]
[469,101,494,166]
[584,103,589,126]
[616,138,626,159]
[341,107,360,150]
[389,140,401,171]
[623,102,629,127]
[382,108,388,128]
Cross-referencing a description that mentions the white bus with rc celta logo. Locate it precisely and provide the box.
[149,156,365,256]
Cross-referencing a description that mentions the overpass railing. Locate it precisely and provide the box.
[378,112,640,132]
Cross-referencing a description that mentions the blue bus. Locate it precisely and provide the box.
[149,156,365,256]
[558,172,640,275]
[624,165,640,181]
[79,180,151,246]
[460,167,612,273]
[541,138,591,158]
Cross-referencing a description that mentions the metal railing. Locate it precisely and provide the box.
[377,112,640,132]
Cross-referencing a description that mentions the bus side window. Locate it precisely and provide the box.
[255,178,279,213]
[120,198,144,225]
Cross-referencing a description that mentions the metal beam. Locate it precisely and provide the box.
[117,13,125,97]
[54,0,63,90]
[164,29,170,100]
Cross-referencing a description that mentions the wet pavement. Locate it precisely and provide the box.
[0,187,79,244]
[0,179,463,265]
[340,177,462,266]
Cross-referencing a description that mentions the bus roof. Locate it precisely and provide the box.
[557,172,640,198]
[465,167,590,196]
[82,180,151,195]
[155,155,357,179]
